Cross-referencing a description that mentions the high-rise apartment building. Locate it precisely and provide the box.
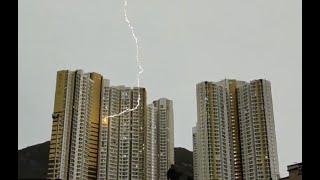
[195,81,232,180]
[146,98,175,180]
[217,80,245,180]
[146,104,158,180]
[97,84,147,180]
[237,80,279,180]
[47,70,148,180]
[193,79,280,180]
[48,70,101,180]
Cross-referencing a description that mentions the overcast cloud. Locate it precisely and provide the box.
[18,0,301,177]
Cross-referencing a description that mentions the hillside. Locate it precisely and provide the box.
[18,141,50,179]
[18,141,193,179]
[174,147,194,180]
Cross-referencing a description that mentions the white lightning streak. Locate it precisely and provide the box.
[107,0,143,118]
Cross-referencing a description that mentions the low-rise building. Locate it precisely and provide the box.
[280,162,302,180]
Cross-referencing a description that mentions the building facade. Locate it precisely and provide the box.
[47,70,148,180]
[193,79,280,180]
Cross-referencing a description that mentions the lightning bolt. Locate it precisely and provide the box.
[107,0,143,118]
